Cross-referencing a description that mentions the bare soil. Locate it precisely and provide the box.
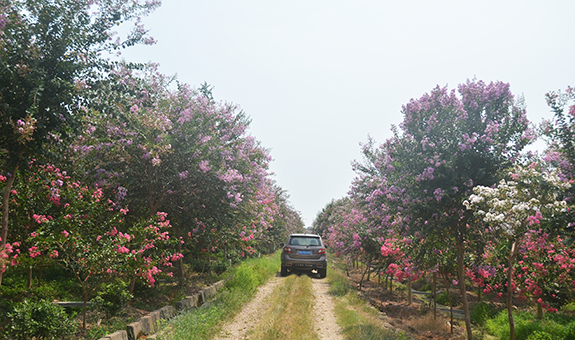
[215,276,283,340]
[311,277,343,340]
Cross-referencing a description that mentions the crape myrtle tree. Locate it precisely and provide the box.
[464,163,572,339]
[4,160,181,328]
[351,79,532,339]
[70,62,281,281]
[0,0,160,285]
[263,184,305,251]
[542,86,575,179]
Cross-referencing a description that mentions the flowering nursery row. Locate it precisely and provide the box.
[313,80,575,340]
[0,0,304,329]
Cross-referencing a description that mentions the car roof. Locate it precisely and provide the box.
[289,233,321,238]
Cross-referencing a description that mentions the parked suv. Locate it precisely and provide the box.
[280,233,327,278]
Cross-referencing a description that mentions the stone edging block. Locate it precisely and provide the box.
[98,330,128,340]
[103,276,230,339]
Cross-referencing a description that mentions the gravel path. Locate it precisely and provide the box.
[311,278,344,340]
[214,276,282,340]
[214,273,343,340]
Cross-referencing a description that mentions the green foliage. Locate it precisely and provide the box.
[328,269,351,297]
[225,254,280,294]
[435,291,459,306]
[485,310,575,340]
[165,253,280,340]
[526,331,555,340]
[5,299,77,340]
[471,301,501,326]
[93,280,132,317]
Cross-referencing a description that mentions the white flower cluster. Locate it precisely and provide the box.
[463,165,570,236]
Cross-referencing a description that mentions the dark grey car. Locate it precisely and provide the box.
[280,233,327,278]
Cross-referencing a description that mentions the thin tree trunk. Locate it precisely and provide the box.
[537,302,543,319]
[128,276,137,295]
[507,240,519,340]
[407,276,412,305]
[432,271,437,320]
[0,171,17,286]
[83,289,88,329]
[456,234,472,340]
[443,272,454,334]
[359,263,370,290]
[27,266,33,289]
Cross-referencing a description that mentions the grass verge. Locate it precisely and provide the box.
[328,268,412,340]
[485,309,575,340]
[248,274,317,340]
[157,252,280,340]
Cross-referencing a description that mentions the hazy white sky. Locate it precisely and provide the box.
[120,0,575,226]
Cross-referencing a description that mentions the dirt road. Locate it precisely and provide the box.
[215,273,343,340]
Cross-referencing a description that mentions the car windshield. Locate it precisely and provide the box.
[289,237,321,246]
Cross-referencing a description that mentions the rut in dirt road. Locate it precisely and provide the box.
[215,273,343,340]
[215,276,283,340]
[311,277,344,340]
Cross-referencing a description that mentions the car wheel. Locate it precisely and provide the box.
[280,266,288,277]
[318,268,326,278]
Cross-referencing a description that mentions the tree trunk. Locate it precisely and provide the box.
[443,272,454,334]
[456,235,472,340]
[359,263,370,290]
[27,266,33,289]
[432,271,437,320]
[128,276,137,295]
[83,290,88,329]
[407,276,412,305]
[537,302,543,320]
[0,171,17,286]
[507,240,519,340]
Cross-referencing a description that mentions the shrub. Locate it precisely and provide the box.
[436,291,460,306]
[93,280,132,317]
[5,299,77,340]
[485,310,575,340]
[526,331,554,340]
[471,301,501,326]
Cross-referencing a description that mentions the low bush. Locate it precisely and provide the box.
[5,299,77,340]
[436,291,460,306]
[485,310,575,340]
[470,301,501,326]
[93,280,133,317]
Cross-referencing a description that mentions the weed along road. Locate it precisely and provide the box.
[215,272,343,340]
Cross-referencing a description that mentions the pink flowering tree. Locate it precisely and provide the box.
[69,63,280,277]
[350,79,532,339]
[1,160,180,328]
[0,0,160,286]
[464,163,571,339]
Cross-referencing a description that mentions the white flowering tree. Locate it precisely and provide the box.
[464,163,570,340]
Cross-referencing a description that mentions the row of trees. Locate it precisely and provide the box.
[313,80,575,340]
[0,0,304,328]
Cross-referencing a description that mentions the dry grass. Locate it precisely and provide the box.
[405,312,451,334]
[248,274,318,340]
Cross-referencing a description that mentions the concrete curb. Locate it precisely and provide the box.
[99,278,229,340]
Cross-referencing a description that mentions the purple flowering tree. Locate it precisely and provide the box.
[0,0,160,286]
[350,79,531,339]
[70,62,281,280]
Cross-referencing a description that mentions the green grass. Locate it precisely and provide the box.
[158,252,280,340]
[485,309,575,340]
[248,274,317,340]
[328,269,411,340]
